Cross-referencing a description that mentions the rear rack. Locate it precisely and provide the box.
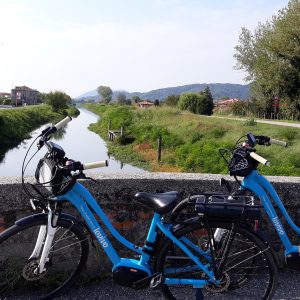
[170,193,262,223]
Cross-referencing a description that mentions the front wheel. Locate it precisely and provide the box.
[0,216,89,299]
[155,221,278,300]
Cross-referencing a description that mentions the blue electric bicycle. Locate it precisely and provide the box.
[171,132,300,299]
[0,117,278,300]
[226,132,300,272]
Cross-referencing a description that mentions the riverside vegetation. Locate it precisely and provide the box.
[0,104,79,159]
[84,104,300,176]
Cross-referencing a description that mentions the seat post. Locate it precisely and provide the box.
[140,213,161,265]
[146,213,161,244]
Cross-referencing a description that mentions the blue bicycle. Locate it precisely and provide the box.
[0,118,277,299]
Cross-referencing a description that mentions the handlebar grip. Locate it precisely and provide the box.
[250,152,270,166]
[54,116,72,131]
[82,160,108,170]
[269,138,287,147]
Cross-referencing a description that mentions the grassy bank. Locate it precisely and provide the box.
[85,104,300,176]
[0,104,79,149]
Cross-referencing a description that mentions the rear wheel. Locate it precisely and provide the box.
[155,221,278,300]
[0,217,89,299]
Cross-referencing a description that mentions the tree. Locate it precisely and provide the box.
[201,86,213,101]
[97,86,113,104]
[1,98,11,105]
[234,0,300,119]
[178,92,214,115]
[39,92,48,103]
[132,95,141,104]
[164,95,180,106]
[46,91,71,112]
[200,86,214,115]
[154,99,160,106]
[117,92,127,105]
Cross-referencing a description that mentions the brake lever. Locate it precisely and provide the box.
[73,171,97,183]
[85,176,97,183]
[255,135,270,146]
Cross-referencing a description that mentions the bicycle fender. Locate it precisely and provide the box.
[250,228,281,268]
[15,213,93,240]
[171,217,280,268]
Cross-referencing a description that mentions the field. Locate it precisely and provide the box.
[85,104,300,176]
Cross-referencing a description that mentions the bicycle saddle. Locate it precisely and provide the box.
[134,191,180,214]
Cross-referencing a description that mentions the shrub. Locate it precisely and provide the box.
[178,93,213,115]
[243,118,257,126]
[190,132,204,143]
[209,128,227,138]
[280,128,298,141]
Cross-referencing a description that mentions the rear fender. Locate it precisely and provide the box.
[167,217,280,268]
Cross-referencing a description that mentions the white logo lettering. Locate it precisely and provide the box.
[93,228,109,248]
[272,217,284,235]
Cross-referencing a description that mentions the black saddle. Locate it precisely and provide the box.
[134,191,180,214]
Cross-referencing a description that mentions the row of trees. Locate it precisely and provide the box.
[234,0,300,120]
[0,98,12,105]
[97,85,214,115]
[0,91,72,112]
[97,85,160,106]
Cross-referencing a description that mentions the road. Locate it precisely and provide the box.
[210,116,300,128]
[57,270,300,300]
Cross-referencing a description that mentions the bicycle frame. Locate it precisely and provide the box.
[242,170,300,256]
[55,182,215,288]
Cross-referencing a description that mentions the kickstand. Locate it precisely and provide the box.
[196,288,204,300]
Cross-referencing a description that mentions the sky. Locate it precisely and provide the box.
[0,0,290,98]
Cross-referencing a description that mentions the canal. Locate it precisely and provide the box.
[0,108,145,176]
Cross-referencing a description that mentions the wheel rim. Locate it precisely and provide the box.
[0,220,88,299]
[156,223,276,300]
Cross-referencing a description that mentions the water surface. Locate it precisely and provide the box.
[0,108,145,176]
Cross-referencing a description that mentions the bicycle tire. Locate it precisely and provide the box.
[155,221,278,300]
[0,216,89,299]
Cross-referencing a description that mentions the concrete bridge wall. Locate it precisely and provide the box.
[1,173,300,276]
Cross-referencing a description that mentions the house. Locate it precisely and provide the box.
[216,98,241,108]
[11,86,40,106]
[138,101,154,108]
[0,92,11,98]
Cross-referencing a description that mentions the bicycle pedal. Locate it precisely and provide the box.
[286,252,300,271]
[132,273,156,289]
[150,273,164,289]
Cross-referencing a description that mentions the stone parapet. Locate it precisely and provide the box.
[1,172,300,273]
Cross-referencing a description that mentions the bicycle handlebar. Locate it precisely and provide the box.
[54,116,72,131]
[269,138,287,147]
[250,152,270,166]
[251,134,287,147]
[82,160,108,170]
[38,116,72,149]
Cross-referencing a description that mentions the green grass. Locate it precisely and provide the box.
[84,104,300,176]
[0,104,79,148]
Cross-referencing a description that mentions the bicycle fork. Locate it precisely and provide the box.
[28,208,58,274]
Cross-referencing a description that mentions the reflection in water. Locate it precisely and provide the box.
[52,125,67,141]
[0,146,8,164]
[0,108,145,176]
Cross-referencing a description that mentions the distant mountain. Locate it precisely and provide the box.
[76,83,250,102]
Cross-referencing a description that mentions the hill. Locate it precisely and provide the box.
[76,83,250,102]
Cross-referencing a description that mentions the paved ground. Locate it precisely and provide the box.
[210,116,300,128]
[57,271,300,300]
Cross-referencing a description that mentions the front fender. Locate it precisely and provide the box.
[15,212,93,241]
